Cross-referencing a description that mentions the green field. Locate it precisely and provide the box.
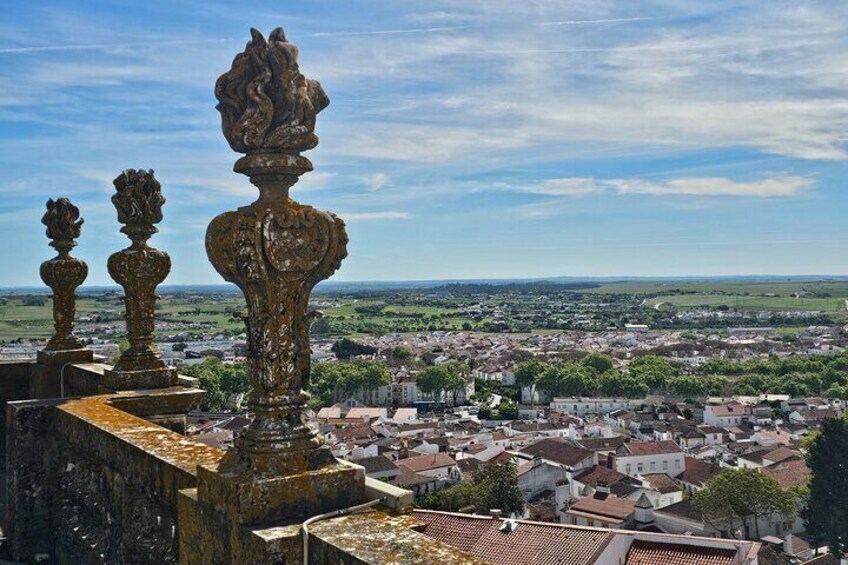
[2,279,847,343]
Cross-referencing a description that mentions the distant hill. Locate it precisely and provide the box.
[2,274,847,295]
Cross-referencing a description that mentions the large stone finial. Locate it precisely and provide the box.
[37,198,93,365]
[104,169,176,390]
[205,28,349,479]
[215,27,329,156]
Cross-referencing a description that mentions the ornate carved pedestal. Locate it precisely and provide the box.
[37,198,93,366]
[103,170,177,390]
[184,31,364,558]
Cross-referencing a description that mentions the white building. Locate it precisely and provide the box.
[612,440,685,477]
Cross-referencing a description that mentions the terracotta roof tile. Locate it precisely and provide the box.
[763,458,810,489]
[625,539,737,565]
[621,440,683,457]
[642,473,680,494]
[412,510,613,565]
[573,465,628,487]
[519,438,593,467]
[396,452,457,472]
[568,496,636,521]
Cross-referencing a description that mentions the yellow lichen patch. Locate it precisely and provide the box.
[309,511,491,565]
[57,394,224,474]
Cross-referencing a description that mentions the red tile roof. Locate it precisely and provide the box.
[621,440,683,457]
[412,510,613,565]
[642,473,680,494]
[625,539,737,565]
[681,457,721,486]
[519,438,593,467]
[763,458,810,489]
[568,496,636,521]
[396,452,457,472]
[573,465,628,487]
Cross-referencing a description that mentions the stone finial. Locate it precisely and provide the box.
[215,27,329,156]
[42,198,83,250]
[111,169,165,236]
[38,198,93,365]
[104,169,176,390]
[205,29,349,478]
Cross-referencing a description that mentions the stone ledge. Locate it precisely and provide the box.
[308,511,490,564]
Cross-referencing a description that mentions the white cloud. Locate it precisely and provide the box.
[364,173,389,191]
[524,178,599,197]
[339,211,411,220]
[607,176,814,197]
[519,175,813,199]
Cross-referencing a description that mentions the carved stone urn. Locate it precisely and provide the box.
[104,169,177,390]
[206,27,348,476]
[37,198,93,365]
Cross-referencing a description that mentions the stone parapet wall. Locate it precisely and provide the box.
[6,394,223,564]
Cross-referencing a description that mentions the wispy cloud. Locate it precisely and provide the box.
[0,38,233,55]
[308,26,468,37]
[608,176,814,197]
[519,175,813,199]
[339,211,411,221]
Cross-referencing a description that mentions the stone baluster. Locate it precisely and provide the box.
[205,27,349,476]
[37,198,93,365]
[103,169,177,390]
[184,30,364,556]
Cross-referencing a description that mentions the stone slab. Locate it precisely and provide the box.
[36,348,93,366]
[102,365,178,390]
[197,459,365,525]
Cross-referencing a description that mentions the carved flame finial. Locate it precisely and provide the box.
[215,27,329,155]
[38,197,92,364]
[111,169,165,236]
[42,197,83,247]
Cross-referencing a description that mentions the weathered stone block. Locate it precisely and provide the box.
[197,460,365,526]
[36,348,94,366]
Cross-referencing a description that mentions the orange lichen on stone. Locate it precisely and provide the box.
[57,394,223,474]
[307,511,491,564]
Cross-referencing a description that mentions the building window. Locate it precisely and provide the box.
[626,464,632,474]
[637,463,644,473]
[650,462,656,472]
[662,461,668,471]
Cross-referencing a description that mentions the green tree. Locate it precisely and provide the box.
[581,353,614,374]
[172,341,187,352]
[331,338,377,360]
[308,361,391,406]
[497,400,519,420]
[598,370,649,398]
[419,461,523,515]
[417,366,449,402]
[537,363,596,398]
[473,461,524,515]
[477,405,493,420]
[391,346,413,363]
[184,357,250,411]
[804,416,848,556]
[630,355,675,391]
[514,358,546,407]
[694,468,797,539]
[419,482,477,512]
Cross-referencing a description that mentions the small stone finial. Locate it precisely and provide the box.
[42,198,83,250]
[104,169,176,390]
[111,169,165,237]
[215,27,329,156]
[38,197,92,365]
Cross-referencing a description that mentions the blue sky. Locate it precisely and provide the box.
[1,1,847,286]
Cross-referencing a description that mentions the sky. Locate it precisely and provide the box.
[1,1,847,286]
